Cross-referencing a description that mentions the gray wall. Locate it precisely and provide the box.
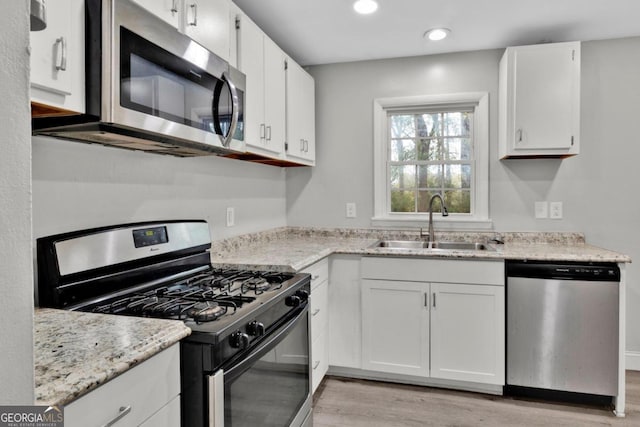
[286,37,640,352]
[32,138,287,241]
[0,1,34,403]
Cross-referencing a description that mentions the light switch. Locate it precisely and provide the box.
[346,203,357,218]
[550,202,563,219]
[226,207,235,227]
[535,201,548,219]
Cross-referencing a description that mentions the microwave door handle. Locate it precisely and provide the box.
[215,72,239,148]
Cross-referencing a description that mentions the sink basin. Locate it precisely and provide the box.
[371,240,494,251]
[374,240,429,249]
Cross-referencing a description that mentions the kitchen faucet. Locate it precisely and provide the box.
[427,193,448,244]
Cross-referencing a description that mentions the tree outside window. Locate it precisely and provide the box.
[389,110,473,214]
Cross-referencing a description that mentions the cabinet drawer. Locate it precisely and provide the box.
[139,395,180,427]
[65,344,180,427]
[361,257,504,286]
[311,280,328,342]
[303,258,329,290]
[311,331,328,394]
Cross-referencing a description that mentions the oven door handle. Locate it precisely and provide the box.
[224,304,309,384]
[207,370,224,427]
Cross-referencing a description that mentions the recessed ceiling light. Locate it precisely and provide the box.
[424,28,451,41]
[353,0,378,15]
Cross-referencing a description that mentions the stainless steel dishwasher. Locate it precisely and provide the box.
[506,261,620,397]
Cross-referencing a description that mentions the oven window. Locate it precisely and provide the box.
[119,27,220,133]
[225,314,309,426]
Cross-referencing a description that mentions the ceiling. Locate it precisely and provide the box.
[233,0,640,66]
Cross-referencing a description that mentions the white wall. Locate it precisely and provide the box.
[0,1,34,404]
[287,38,640,352]
[32,138,287,241]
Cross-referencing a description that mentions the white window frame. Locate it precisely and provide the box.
[372,92,491,229]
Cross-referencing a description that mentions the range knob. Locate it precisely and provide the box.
[229,331,250,349]
[246,321,265,337]
[285,289,310,307]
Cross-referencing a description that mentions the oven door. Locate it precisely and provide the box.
[208,305,312,427]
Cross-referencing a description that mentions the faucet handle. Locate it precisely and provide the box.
[419,227,429,239]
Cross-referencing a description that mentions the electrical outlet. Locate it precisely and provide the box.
[550,202,563,219]
[535,201,548,219]
[226,207,235,227]
[346,202,357,218]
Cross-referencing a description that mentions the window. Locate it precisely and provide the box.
[373,93,490,228]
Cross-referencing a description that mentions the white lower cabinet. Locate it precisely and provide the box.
[64,344,181,427]
[304,258,329,393]
[360,257,505,387]
[361,280,429,376]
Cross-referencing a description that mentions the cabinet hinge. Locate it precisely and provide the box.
[285,142,289,151]
[284,59,288,70]
[235,17,240,30]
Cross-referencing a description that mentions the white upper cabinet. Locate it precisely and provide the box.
[236,12,286,159]
[133,0,230,61]
[499,41,580,159]
[30,0,85,113]
[286,59,316,165]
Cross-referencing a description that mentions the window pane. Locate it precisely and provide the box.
[444,112,471,136]
[418,190,441,213]
[418,165,442,188]
[391,190,415,212]
[416,138,439,161]
[390,115,415,138]
[442,137,471,161]
[390,165,416,189]
[390,139,415,161]
[444,190,471,214]
[416,114,440,137]
[444,164,471,189]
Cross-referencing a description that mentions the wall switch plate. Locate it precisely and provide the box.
[346,202,357,218]
[535,201,548,219]
[550,202,563,219]
[226,207,235,227]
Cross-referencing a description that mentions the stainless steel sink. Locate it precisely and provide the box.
[371,240,494,251]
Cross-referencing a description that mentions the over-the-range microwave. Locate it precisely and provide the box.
[32,0,245,157]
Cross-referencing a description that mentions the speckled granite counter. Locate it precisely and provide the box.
[34,308,191,407]
[211,227,630,271]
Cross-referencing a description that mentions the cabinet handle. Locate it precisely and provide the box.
[171,0,178,14]
[312,274,320,280]
[312,308,320,316]
[266,125,272,141]
[101,406,131,427]
[516,129,523,143]
[313,360,320,370]
[188,3,198,26]
[260,123,266,140]
[424,292,428,307]
[433,292,436,308]
[304,140,308,152]
[300,139,304,152]
[55,37,67,71]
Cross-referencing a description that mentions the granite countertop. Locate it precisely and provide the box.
[34,308,191,407]
[211,227,631,271]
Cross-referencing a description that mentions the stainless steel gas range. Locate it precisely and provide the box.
[36,220,312,427]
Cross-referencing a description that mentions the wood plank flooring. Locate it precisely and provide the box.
[313,371,640,426]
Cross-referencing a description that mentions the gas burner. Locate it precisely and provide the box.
[188,301,227,323]
[242,277,272,294]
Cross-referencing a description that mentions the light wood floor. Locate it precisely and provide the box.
[313,371,640,426]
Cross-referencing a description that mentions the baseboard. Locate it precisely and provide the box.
[626,351,640,371]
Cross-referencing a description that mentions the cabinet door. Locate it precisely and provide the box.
[361,280,429,376]
[286,60,316,165]
[500,42,580,157]
[263,37,286,156]
[236,14,266,151]
[430,283,505,385]
[183,0,230,61]
[131,0,181,28]
[30,0,85,113]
